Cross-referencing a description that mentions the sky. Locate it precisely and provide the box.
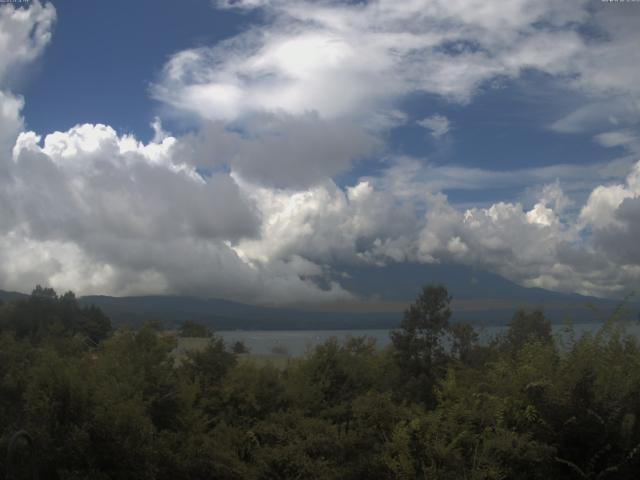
[0,0,639,304]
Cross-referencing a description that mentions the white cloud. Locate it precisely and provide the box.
[172,113,379,189]
[233,177,419,267]
[2,0,640,305]
[367,156,632,203]
[149,0,640,300]
[213,0,268,10]
[579,160,640,230]
[0,118,350,303]
[0,1,54,158]
[0,0,55,86]
[418,114,450,138]
[595,130,637,149]
[0,2,358,303]
[154,0,600,131]
[0,90,23,159]
[226,153,640,298]
[3,118,640,301]
[548,5,640,134]
[550,98,640,134]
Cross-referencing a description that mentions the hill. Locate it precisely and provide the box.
[2,263,636,330]
[0,289,28,303]
[78,294,397,330]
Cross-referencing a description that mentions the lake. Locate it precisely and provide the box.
[217,321,640,356]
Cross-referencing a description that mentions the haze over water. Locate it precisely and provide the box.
[218,322,640,356]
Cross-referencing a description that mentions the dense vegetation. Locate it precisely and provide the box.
[1,286,639,479]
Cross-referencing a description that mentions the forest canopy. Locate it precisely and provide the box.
[0,285,639,479]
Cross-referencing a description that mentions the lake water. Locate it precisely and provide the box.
[218,322,640,356]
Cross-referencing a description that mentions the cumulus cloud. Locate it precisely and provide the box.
[0,2,352,303]
[597,196,640,265]
[0,120,364,303]
[3,119,640,301]
[233,178,420,267]
[0,0,55,86]
[417,161,640,298]
[1,0,640,304]
[580,160,640,229]
[172,113,378,189]
[10,125,259,242]
[0,90,23,158]
[0,1,54,155]
[224,153,640,298]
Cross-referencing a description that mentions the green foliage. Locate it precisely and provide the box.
[391,285,464,406]
[1,284,640,479]
[182,335,237,389]
[500,309,553,353]
[178,320,212,338]
[0,286,111,344]
[232,340,249,354]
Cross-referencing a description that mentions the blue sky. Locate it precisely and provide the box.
[20,0,256,138]
[0,0,639,303]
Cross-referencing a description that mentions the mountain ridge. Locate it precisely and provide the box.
[2,263,635,329]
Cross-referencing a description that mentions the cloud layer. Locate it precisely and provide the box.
[161,0,589,119]
[1,1,639,302]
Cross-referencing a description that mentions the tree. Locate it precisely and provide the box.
[79,304,112,344]
[178,320,212,338]
[182,336,236,388]
[30,285,57,302]
[449,321,479,363]
[0,286,111,344]
[391,285,452,406]
[502,309,552,352]
[232,340,249,354]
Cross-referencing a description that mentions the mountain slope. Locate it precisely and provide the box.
[336,263,595,303]
[0,289,28,303]
[79,294,397,330]
[2,262,635,330]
